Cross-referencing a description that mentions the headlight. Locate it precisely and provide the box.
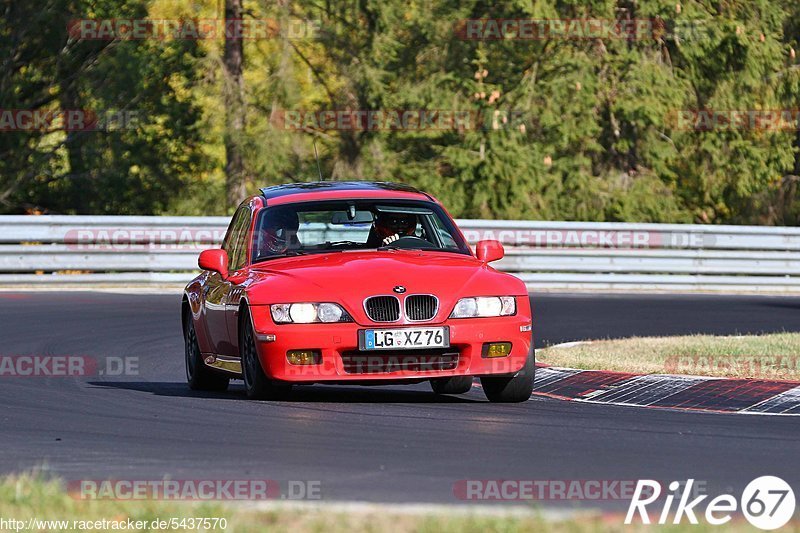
[270,303,353,324]
[290,303,317,323]
[449,297,516,318]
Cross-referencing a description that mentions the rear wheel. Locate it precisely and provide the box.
[240,309,293,401]
[430,376,473,395]
[184,316,229,392]
[480,350,535,403]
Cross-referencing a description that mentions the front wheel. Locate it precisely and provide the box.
[480,350,535,403]
[240,309,293,401]
[185,317,229,392]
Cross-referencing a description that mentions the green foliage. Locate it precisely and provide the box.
[0,0,206,214]
[1,0,799,224]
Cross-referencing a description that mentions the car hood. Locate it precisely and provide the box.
[245,250,525,324]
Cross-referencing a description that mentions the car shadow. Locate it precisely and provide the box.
[86,381,482,403]
[755,300,800,312]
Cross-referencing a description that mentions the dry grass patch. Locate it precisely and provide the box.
[537,333,800,380]
[4,474,797,532]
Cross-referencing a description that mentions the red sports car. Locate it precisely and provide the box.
[182,182,534,402]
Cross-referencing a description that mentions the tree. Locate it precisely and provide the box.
[3,0,800,224]
[223,0,247,208]
[0,0,206,214]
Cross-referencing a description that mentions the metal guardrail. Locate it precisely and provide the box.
[1,216,799,292]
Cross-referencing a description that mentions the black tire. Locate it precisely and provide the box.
[480,350,536,403]
[184,315,229,392]
[430,376,473,395]
[240,309,293,401]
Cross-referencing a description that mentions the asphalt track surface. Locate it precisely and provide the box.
[1,291,800,508]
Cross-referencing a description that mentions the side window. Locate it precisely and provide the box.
[223,207,251,272]
[222,208,245,257]
[230,210,252,272]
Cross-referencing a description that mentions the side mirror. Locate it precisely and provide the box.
[475,240,504,263]
[199,249,229,279]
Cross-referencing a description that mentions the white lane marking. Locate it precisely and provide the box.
[531,367,584,392]
[527,367,800,416]
[576,396,800,416]
[743,385,800,414]
[584,374,708,406]
[581,389,609,399]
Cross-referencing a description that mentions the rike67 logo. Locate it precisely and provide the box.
[626,476,796,530]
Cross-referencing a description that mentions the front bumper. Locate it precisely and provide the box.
[248,312,533,383]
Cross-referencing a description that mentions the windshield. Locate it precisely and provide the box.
[251,199,470,263]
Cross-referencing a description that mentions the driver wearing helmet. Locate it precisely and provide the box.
[258,208,300,256]
[371,212,417,246]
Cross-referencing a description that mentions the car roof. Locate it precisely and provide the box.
[259,181,434,205]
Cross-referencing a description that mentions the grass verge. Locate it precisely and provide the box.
[2,474,793,533]
[537,333,800,380]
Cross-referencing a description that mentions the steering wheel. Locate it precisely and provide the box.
[327,240,362,248]
[383,236,436,249]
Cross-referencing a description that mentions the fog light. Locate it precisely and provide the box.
[287,350,321,365]
[482,342,512,358]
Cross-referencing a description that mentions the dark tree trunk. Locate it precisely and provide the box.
[223,0,247,208]
[58,20,88,214]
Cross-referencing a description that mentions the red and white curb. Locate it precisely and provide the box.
[526,365,800,415]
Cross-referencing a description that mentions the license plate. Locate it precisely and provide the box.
[360,327,450,350]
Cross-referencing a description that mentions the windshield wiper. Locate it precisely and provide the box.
[255,249,353,262]
[254,250,308,262]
